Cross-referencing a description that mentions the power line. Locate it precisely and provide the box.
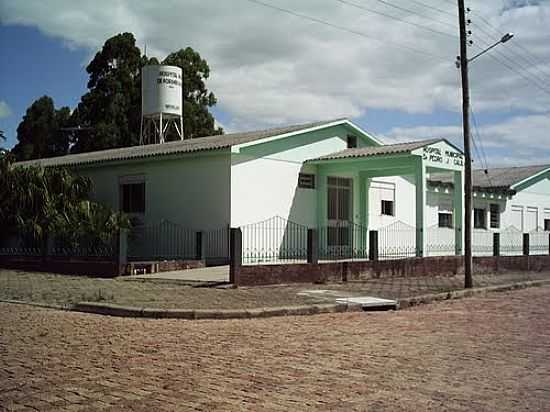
[370,0,457,29]
[468,8,550,81]
[335,0,457,38]
[243,0,449,60]
[402,0,457,18]
[472,36,550,96]
[470,107,495,187]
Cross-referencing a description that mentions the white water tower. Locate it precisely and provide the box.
[140,65,184,144]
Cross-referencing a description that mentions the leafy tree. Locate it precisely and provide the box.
[0,129,5,153]
[71,32,144,153]
[0,154,129,250]
[11,96,71,161]
[71,33,222,152]
[163,47,223,139]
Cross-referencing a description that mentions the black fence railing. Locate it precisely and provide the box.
[240,216,308,265]
[379,221,417,259]
[426,225,456,257]
[0,232,42,257]
[318,222,369,261]
[500,227,524,256]
[204,227,230,263]
[128,220,196,261]
[529,230,550,255]
[50,235,115,258]
[0,231,116,259]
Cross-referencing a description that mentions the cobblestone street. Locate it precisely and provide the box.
[1,286,550,411]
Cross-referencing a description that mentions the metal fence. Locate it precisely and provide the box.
[128,220,196,261]
[0,232,42,256]
[530,229,549,255]
[204,227,230,262]
[241,216,308,265]
[426,225,455,256]
[501,226,523,256]
[50,235,115,258]
[318,222,369,261]
[379,221,417,259]
[0,231,115,258]
[472,229,493,256]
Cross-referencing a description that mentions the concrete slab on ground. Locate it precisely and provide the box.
[336,296,398,310]
[122,265,229,284]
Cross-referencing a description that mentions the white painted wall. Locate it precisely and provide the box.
[368,176,417,229]
[231,136,348,227]
[505,177,550,231]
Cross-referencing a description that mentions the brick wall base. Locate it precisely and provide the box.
[0,255,122,278]
[232,255,550,287]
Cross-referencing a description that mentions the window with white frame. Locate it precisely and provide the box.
[545,209,550,231]
[474,207,486,229]
[372,181,395,216]
[120,176,145,214]
[438,199,453,228]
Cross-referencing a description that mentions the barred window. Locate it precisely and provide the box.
[439,213,453,228]
[474,208,486,229]
[298,173,315,189]
[121,182,145,214]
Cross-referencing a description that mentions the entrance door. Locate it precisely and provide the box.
[327,177,353,255]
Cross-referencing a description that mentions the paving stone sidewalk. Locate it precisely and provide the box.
[0,269,548,311]
[1,286,549,411]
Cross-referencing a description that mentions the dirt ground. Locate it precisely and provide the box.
[0,269,548,309]
[1,285,550,411]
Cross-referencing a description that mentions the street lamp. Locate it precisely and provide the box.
[455,33,514,68]
[468,33,514,63]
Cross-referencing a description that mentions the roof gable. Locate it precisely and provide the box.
[429,164,550,192]
[16,118,372,168]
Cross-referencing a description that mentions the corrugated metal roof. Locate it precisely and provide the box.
[429,164,550,190]
[16,118,346,168]
[308,138,443,161]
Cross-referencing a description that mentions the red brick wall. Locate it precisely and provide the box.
[233,255,550,286]
[0,255,121,278]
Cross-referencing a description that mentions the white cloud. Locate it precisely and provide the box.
[382,113,550,167]
[0,0,549,136]
[0,100,12,119]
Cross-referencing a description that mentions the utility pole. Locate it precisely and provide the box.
[457,0,473,288]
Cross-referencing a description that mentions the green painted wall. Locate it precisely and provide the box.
[76,152,231,230]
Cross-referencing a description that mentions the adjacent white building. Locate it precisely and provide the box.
[19,118,550,262]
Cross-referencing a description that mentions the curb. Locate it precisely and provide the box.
[1,279,549,320]
[71,302,364,319]
[398,279,550,309]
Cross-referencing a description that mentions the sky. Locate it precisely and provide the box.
[0,0,549,167]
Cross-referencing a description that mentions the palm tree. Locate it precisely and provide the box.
[0,155,129,252]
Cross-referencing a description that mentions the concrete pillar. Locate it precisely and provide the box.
[117,229,128,275]
[229,228,242,285]
[415,160,426,257]
[307,229,318,264]
[358,173,369,255]
[493,232,500,257]
[369,230,379,261]
[195,231,206,261]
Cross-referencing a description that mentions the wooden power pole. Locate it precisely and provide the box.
[457,0,473,288]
